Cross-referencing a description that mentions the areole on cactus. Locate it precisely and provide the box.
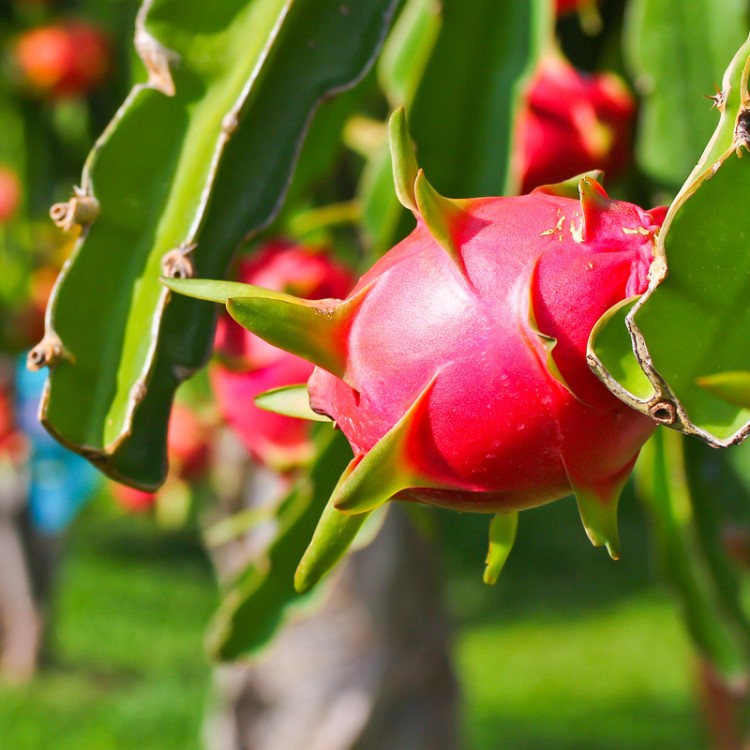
[166,107,665,589]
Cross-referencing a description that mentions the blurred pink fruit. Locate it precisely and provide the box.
[517,52,634,194]
[15,21,110,98]
[111,403,212,512]
[0,167,21,224]
[211,241,354,471]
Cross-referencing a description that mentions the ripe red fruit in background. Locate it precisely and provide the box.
[212,241,354,471]
[0,387,26,463]
[166,403,212,482]
[556,0,598,14]
[306,177,664,541]
[15,21,110,98]
[0,167,22,223]
[517,52,634,194]
[111,483,156,513]
[110,403,211,512]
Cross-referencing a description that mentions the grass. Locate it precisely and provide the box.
[438,485,705,749]
[459,595,699,749]
[0,504,217,750]
[0,488,707,749]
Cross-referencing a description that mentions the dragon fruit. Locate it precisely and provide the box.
[14,21,110,99]
[168,109,663,585]
[517,51,634,194]
[211,241,354,471]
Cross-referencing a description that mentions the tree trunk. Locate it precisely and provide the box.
[203,435,460,750]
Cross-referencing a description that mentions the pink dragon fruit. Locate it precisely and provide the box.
[211,241,354,471]
[169,110,663,585]
[517,51,634,194]
[305,183,662,549]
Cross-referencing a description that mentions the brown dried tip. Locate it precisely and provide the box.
[50,188,100,232]
[27,332,65,371]
[161,244,196,279]
[134,27,177,97]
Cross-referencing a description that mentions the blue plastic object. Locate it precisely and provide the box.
[15,359,100,533]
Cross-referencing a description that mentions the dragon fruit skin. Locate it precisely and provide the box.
[211,241,354,471]
[306,178,663,542]
[517,53,635,194]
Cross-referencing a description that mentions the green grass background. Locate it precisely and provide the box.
[0,489,704,749]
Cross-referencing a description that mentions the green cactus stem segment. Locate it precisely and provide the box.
[40,0,400,489]
[295,478,373,594]
[635,430,750,684]
[587,33,750,446]
[332,376,440,514]
[483,511,519,585]
[586,296,656,405]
